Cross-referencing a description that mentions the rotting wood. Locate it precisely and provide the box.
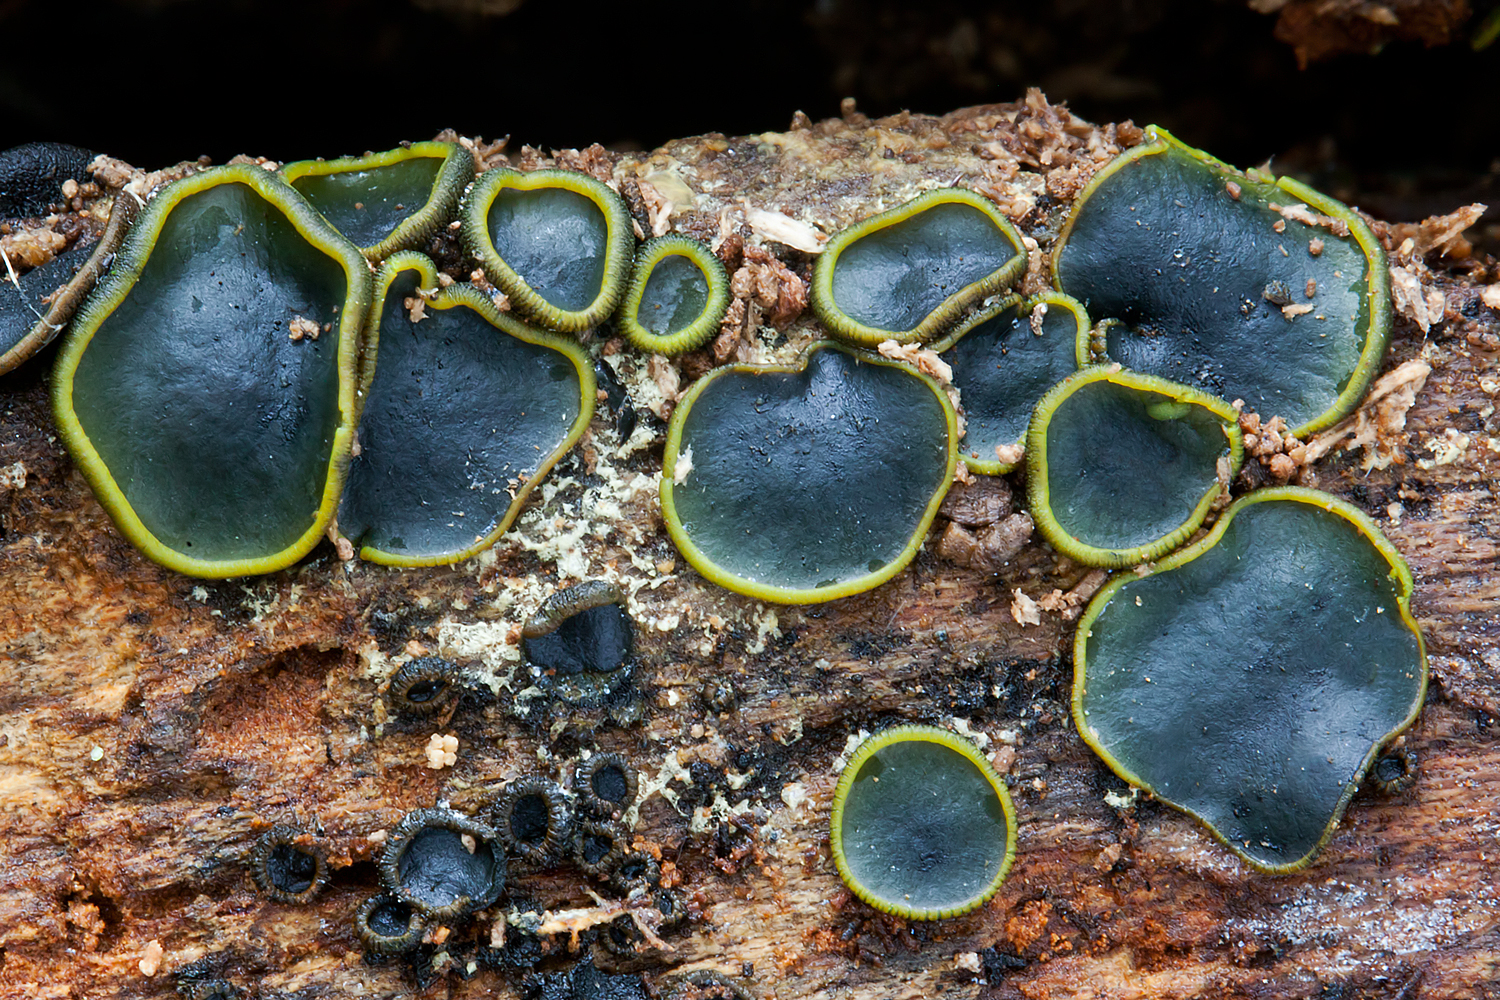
[1,93,1498,999]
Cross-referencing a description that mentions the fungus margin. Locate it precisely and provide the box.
[615,233,730,355]
[338,251,596,567]
[1052,125,1392,438]
[830,724,1017,920]
[282,141,475,262]
[659,341,958,604]
[461,167,634,332]
[1026,365,1244,568]
[1071,486,1428,873]
[811,187,1027,346]
[52,163,371,578]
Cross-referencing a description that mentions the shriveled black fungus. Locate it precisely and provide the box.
[380,808,505,919]
[661,969,757,1000]
[0,142,93,218]
[523,582,634,704]
[248,825,325,904]
[180,981,243,1000]
[389,656,463,716]
[1371,747,1419,795]
[609,851,660,895]
[573,819,626,876]
[576,752,638,817]
[522,955,650,1000]
[493,776,571,865]
[354,893,426,955]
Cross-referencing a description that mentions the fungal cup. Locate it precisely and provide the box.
[831,725,1017,919]
[1073,487,1427,872]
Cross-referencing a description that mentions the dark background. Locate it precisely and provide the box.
[1,0,1496,224]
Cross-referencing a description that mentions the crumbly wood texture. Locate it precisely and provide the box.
[2,94,1498,999]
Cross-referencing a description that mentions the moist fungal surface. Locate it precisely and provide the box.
[833,729,1014,918]
[338,255,591,565]
[1029,368,1240,565]
[817,190,1025,344]
[1074,491,1426,871]
[65,177,354,564]
[396,825,501,911]
[489,186,608,312]
[661,344,954,601]
[1055,129,1387,435]
[935,294,1086,473]
[290,156,442,250]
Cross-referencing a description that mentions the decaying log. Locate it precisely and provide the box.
[2,93,1498,999]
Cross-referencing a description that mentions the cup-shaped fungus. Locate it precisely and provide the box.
[575,751,638,818]
[1,190,137,376]
[811,188,1026,346]
[461,167,634,332]
[282,141,475,262]
[354,893,426,955]
[1073,487,1427,872]
[1053,127,1390,437]
[336,252,595,566]
[387,656,465,716]
[248,825,326,904]
[616,234,731,355]
[521,581,635,705]
[52,165,371,577]
[660,342,956,603]
[1026,366,1243,567]
[492,776,572,866]
[931,292,1090,475]
[831,725,1016,920]
[379,808,505,920]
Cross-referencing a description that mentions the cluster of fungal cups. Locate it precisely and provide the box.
[25,127,1429,915]
[44,141,735,575]
[811,127,1427,916]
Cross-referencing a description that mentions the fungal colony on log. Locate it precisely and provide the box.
[0,111,1431,991]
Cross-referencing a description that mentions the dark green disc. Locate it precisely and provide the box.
[933,293,1088,474]
[53,165,369,577]
[661,343,956,603]
[1027,367,1242,567]
[338,253,595,566]
[1054,127,1390,436]
[1074,488,1427,872]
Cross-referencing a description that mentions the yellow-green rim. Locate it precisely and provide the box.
[811,188,1027,347]
[52,164,371,579]
[1025,365,1244,568]
[929,291,1090,476]
[351,251,597,567]
[281,141,475,263]
[1051,125,1391,438]
[1070,485,1428,874]
[616,234,730,355]
[659,341,957,604]
[461,167,634,333]
[830,724,1018,920]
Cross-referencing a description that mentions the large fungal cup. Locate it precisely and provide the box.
[660,342,956,603]
[831,725,1017,920]
[52,165,370,577]
[812,188,1027,346]
[1027,366,1243,567]
[337,252,595,566]
[1073,487,1427,872]
[1053,126,1390,437]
